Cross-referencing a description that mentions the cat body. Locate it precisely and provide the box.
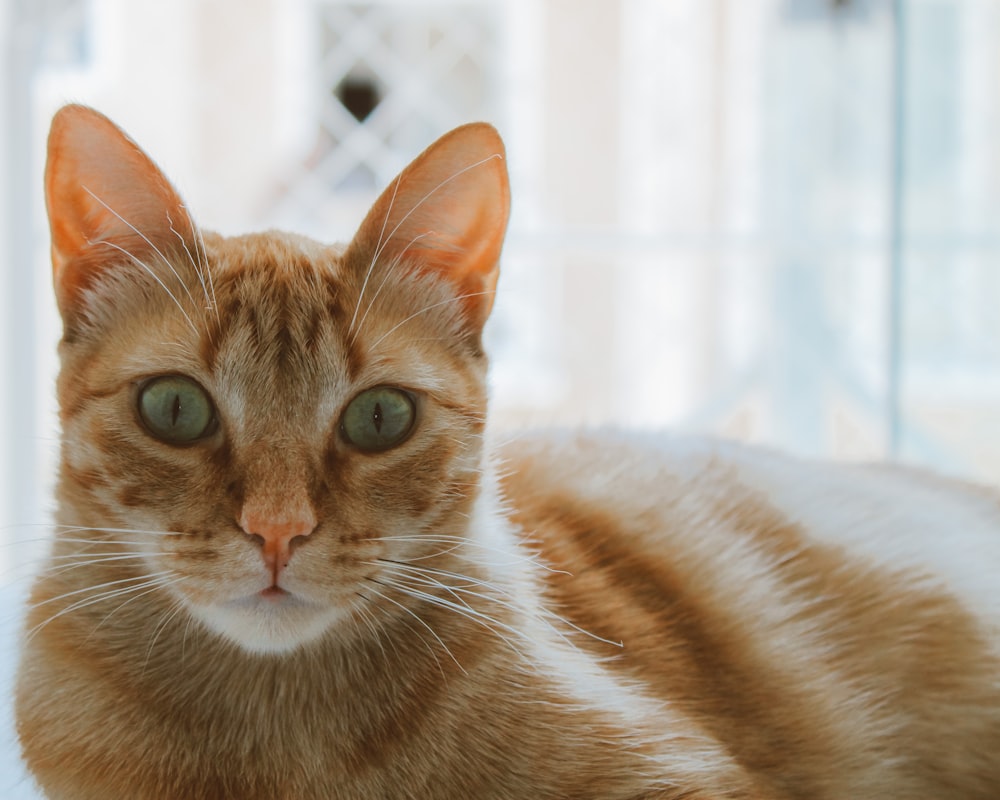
[15,106,1000,799]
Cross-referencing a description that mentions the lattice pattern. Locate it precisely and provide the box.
[269,1,499,236]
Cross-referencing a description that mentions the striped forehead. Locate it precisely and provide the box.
[197,236,360,431]
[211,263,345,368]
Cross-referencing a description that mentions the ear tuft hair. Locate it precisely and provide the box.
[45,104,197,320]
[345,123,511,332]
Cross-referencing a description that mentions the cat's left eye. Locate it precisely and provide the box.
[137,375,216,445]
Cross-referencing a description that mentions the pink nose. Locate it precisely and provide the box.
[240,510,316,581]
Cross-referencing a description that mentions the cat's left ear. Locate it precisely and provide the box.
[45,104,197,320]
[344,123,510,331]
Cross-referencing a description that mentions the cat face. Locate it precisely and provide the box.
[45,106,510,653]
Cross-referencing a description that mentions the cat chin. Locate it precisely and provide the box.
[188,594,348,655]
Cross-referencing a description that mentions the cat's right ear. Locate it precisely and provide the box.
[45,104,196,321]
[343,123,510,334]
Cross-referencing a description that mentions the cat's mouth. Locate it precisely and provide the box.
[186,585,349,653]
[227,586,308,610]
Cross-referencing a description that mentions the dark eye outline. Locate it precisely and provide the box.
[339,386,418,453]
[134,374,218,446]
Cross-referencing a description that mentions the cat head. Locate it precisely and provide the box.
[46,105,510,653]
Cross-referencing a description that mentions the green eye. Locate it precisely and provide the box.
[137,376,215,444]
[341,387,416,452]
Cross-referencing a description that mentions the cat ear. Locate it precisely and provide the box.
[345,123,510,331]
[45,104,196,318]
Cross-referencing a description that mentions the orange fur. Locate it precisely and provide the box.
[16,106,1000,799]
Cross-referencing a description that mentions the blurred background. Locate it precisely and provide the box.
[1,0,1000,794]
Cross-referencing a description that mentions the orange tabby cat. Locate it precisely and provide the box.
[16,104,1000,799]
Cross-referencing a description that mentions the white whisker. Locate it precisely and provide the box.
[42,552,151,576]
[180,607,196,665]
[371,552,622,650]
[27,573,181,642]
[28,570,176,611]
[365,533,568,574]
[349,230,433,347]
[47,550,151,561]
[51,538,162,548]
[375,558,503,593]
[371,153,503,278]
[83,186,201,314]
[363,579,465,676]
[142,598,188,673]
[183,202,219,322]
[352,592,393,665]
[347,153,502,345]
[53,524,181,537]
[87,574,188,641]
[367,290,496,352]
[348,173,402,338]
[167,210,213,312]
[374,572,527,660]
[93,239,199,335]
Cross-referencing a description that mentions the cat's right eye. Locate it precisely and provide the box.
[340,386,416,452]
[137,375,216,445]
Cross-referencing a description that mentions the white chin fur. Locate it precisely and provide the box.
[189,597,348,654]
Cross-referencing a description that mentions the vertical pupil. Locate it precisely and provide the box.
[171,394,182,426]
[373,402,383,433]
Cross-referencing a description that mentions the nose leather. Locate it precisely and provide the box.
[240,508,316,580]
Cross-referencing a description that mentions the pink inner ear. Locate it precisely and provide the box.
[347,123,511,330]
[45,105,195,317]
[413,173,507,276]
